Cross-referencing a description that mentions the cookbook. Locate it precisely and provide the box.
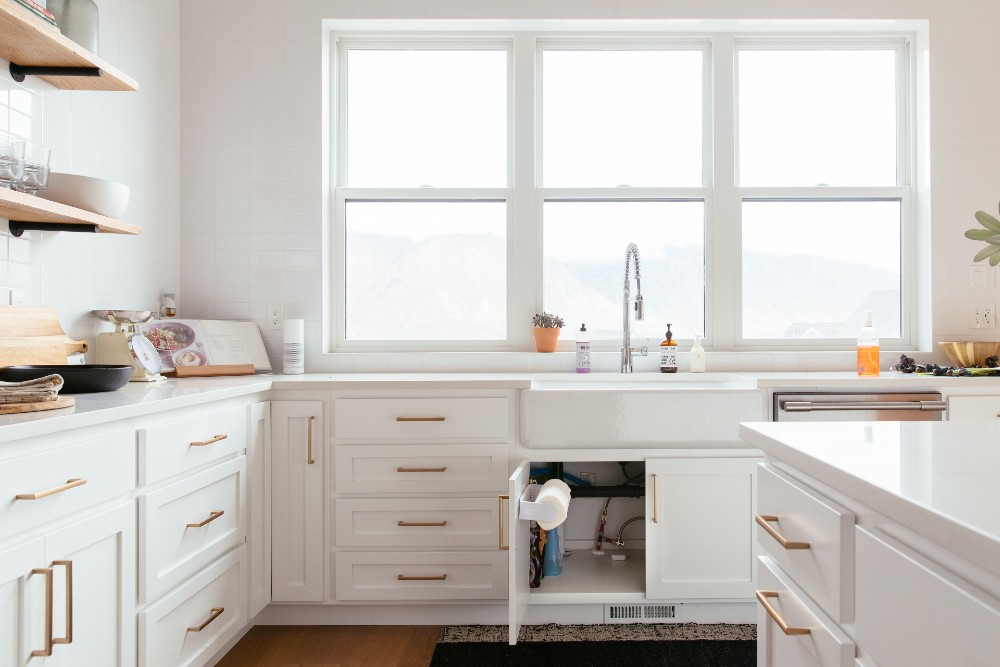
[138,319,271,373]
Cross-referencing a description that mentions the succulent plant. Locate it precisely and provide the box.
[532,312,564,328]
[965,202,1000,266]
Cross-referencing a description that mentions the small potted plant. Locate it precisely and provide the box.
[532,312,564,353]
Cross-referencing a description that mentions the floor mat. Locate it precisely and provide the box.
[437,623,756,643]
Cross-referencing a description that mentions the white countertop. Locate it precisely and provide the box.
[740,420,1000,576]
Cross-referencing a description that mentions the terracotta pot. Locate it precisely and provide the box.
[532,326,561,353]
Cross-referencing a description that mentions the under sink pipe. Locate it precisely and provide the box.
[548,462,644,498]
[621,243,647,373]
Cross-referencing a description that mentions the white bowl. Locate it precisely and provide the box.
[38,172,130,218]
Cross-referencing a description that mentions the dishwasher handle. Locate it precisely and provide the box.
[781,400,947,412]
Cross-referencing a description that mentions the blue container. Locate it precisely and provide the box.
[542,526,563,577]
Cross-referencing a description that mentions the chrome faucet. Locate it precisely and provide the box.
[621,243,647,372]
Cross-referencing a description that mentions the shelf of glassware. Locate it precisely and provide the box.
[0,187,139,235]
[0,0,138,91]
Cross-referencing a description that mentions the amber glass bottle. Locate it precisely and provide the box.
[659,324,678,373]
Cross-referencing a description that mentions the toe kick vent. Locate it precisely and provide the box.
[605,603,677,623]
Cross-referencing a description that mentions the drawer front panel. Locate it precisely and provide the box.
[335,443,508,494]
[139,406,246,485]
[336,498,500,548]
[334,397,510,440]
[335,551,508,601]
[0,432,134,540]
[139,457,245,602]
[757,556,855,667]
[139,546,247,667]
[757,465,855,623]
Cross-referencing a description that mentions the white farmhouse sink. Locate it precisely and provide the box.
[521,373,765,448]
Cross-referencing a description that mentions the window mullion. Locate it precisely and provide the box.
[511,34,538,351]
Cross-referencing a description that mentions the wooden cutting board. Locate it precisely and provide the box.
[0,396,75,414]
[0,305,88,365]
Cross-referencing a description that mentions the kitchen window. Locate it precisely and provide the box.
[329,28,918,351]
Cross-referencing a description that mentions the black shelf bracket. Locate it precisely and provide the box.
[9,62,102,82]
[9,221,100,237]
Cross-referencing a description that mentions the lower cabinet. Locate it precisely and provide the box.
[334,551,508,601]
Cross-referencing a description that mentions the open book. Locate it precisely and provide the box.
[138,319,272,373]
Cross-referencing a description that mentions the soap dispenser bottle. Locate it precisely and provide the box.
[857,310,879,376]
[659,324,678,373]
[575,323,591,373]
[690,335,706,373]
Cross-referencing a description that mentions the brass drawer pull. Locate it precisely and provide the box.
[30,566,53,657]
[498,495,509,551]
[396,416,446,422]
[396,466,447,473]
[187,607,225,632]
[307,416,315,465]
[52,561,72,646]
[756,590,811,636]
[398,521,448,527]
[397,574,447,581]
[187,510,225,528]
[651,474,659,524]
[16,477,87,500]
[191,434,228,447]
[755,514,810,550]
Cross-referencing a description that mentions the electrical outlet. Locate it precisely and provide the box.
[970,303,997,329]
[267,304,283,330]
[9,290,24,306]
[579,472,597,486]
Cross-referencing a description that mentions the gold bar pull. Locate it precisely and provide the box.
[756,590,811,636]
[498,495,509,551]
[397,574,447,581]
[30,567,54,657]
[190,434,228,447]
[187,510,225,528]
[187,607,225,632]
[396,466,447,473]
[396,416,446,422]
[16,477,87,501]
[652,474,659,524]
[307,415,315,465]
[52,560,72,646]
[397,521,447,527]
[755,514,810,550]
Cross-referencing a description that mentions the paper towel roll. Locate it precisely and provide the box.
[535,479,572,531]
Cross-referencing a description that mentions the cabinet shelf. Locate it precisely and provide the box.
[0,188,139,236]
[0,0,137,91]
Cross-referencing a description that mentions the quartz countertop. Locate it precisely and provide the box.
[740,420,1000,576]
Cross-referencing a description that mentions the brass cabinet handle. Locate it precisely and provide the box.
[187,607,225,632]
[396,466,447,473]
[187,510,225,528]
[16,477,87,501]
[52,561,72,646]
[396,416,446,422]
[190,434,228,447]
[397,521,448,527]
[498,495,509,551]
[756,590,811,636]
[307,416,315,465]
[652,474,659,524]
[30,566,53,657]
[397,574,447,581]
[755,514,811,550]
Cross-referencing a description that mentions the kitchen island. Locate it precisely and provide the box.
[740,420,1000,667]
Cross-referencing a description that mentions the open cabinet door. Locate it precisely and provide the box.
[507,458,532,646]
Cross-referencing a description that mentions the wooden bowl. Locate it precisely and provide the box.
[938,342,1000,368]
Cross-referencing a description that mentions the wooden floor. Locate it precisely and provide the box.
[216,625,442,667]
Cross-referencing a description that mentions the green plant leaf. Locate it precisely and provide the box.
[987,236,1000,245]
[976,211,1000,232]
[966,229,996,240]
[991,252,1000,267]
[974,244,1000,262]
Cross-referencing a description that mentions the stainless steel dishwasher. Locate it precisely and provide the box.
[773,391,946,422]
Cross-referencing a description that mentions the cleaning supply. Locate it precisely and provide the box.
[575,323,590,373]
[659,324,678,373]
[542,526,563,577]
[857,310,880,376]
[690,335,706,373]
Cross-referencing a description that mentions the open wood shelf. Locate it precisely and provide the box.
[0,188,139,235]
[0,0,138,91]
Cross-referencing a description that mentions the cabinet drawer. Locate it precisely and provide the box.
[335,551,507,601]
[757,556,855,667]
[855,527,1000,667]
[947,396,1000,421]
[139,546,247,667]
[139,457,246,602]
[336,498,500,548]
[333,397,510,440]
[757,465,855,623]
[139,405,246,485]
[334,443,508,494]
[0,432,134,540]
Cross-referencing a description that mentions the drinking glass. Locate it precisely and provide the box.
[17,143,50,195]
[0,138,24,190]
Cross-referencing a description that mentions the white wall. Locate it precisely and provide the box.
[0,0,180,345]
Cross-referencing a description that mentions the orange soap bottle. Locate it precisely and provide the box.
[659,324,678,373]
[857,310,880,376]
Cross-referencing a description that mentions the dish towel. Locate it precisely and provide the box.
[0,374,64,404]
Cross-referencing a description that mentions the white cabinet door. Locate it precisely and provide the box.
[646,457,757,600]
[271,401,324,602]
[247,402,271,617]
[507,458,531,646]
[0,539,43,667]
[946,395,1000,421]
